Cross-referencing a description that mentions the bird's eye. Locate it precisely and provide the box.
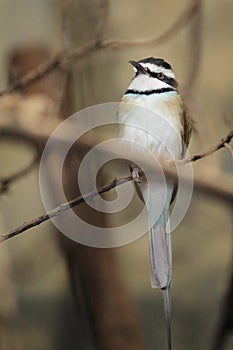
[145,68,151,74]
[157,72,165,80]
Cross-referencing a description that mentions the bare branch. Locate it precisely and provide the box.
[184,0,202,98]
[0,130,41,194]
[95,0,109,41]
[182,129,233,163]
[60,0,73,50]
[0,2,196,98]
[0,52,63,97]
[0,176,128,241]
[0,128,46,148]
[101,0,197,49]
[1,129,232,242]
[0,151,40,194]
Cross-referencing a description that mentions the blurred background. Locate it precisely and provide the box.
[0,0,232,349]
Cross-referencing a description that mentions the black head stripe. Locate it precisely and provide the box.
[138,57,172,70]
[136,57,177,88]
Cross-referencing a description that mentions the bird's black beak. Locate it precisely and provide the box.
[129,60,147,74]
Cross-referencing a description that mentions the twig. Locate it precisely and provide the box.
[0,129,42,193]
[0,126,232,195]
[101,0,197,49]
[60,0,73,50]
[1,176,129,241]
[182,129,233,162]
[0,128,46,148]
[1,170,232,242]
[1,129,233,242]
[184,0,202,99]
[0,2,196,98]
[95,0,109,41]
[0,151,40,194]
[0,52,63,97]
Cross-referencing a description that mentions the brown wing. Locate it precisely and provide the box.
[180,104,193,155]
[172,103,192,202]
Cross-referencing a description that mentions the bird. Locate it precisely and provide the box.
[117,57,192,350]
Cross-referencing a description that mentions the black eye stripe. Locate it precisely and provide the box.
[134,66,178,88]
[147,71,178,88]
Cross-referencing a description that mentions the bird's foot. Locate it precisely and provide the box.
[131,167,141,183]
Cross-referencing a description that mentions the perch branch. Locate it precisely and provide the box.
[1,129,232,242]
[0,176,129,241]
[181,129,233,162]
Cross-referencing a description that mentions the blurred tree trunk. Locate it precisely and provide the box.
[213,269,233,350]
[8,45,144,350]
[57,58,145,350]
[60,0,145,347]
[0,237,17,350]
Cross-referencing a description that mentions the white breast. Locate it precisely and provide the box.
[117,92,183,163]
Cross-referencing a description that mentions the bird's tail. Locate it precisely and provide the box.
[141,180,173,349]
[162,285,172,350]
[149,207,172,350]
[149,213,172,289]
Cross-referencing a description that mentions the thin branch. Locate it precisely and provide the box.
[0,2,196,98]
[0,131,41,194]
[1,129,232,242]
[101,0,197,49]
[0,52,63,97]
[184,0,202,97]
[60,0,73,50]
[0,128,46,148]
[185,130,233,162]
[0,126,232,195]
[182,129,233,162]
[0,151,40,194]
[0,176,129,241]
[95,0,109,41]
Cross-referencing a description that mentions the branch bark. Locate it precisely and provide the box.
[1,129,232,242]
[181,129,233,162]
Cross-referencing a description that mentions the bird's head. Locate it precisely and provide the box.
[128,57,178,93]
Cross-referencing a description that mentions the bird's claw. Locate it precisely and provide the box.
[132,167,141,183]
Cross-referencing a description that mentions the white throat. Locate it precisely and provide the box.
[128,75,171,92]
